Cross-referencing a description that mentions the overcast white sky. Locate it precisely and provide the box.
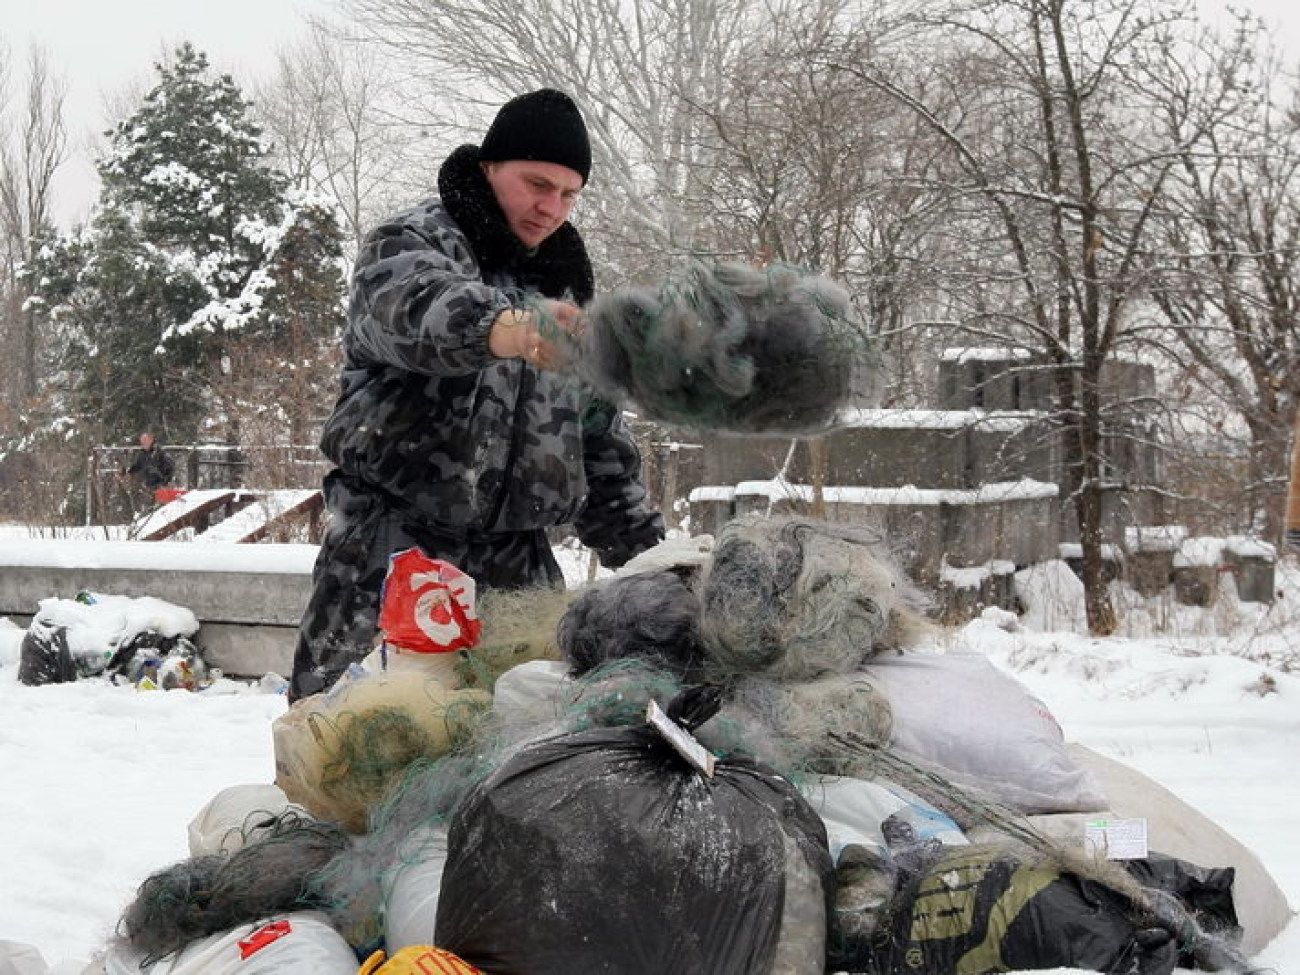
[4,0,337,227]
[4,0,1299,228]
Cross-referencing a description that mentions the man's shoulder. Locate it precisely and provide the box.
[384,195,452,231]
[358,196,481,275]
[367,196,469,249]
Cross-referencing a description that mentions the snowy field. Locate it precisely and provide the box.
[0,539,1297,974]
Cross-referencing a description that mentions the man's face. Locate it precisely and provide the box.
[482,160,583,248]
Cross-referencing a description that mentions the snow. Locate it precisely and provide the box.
[687,485,737,502]
[1226,535,1278,560]
[1,540,1299,973]
[0,535,317,573]
[1058,541,1124,562]
[938,346,1036,362]
[835,406,1042,431]
[1176,536,1235,567]
[1127,524,1190,553]
[729,476,1059,505]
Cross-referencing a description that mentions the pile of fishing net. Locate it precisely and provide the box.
[103,514,1265,974]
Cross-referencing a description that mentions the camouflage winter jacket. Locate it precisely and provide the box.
[319,145,663,565]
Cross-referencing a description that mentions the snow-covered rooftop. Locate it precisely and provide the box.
[834,408,1041,432]
[721,477,1059,505]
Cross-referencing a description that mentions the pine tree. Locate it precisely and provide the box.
[25,42,345,474]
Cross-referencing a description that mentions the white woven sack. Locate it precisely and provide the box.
[861,651,1108,814]
[101,912,356,975]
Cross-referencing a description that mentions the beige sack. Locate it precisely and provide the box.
[273,672,490,833]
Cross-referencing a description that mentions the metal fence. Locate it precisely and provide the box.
[87,443,329,526]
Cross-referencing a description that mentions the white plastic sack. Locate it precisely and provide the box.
[187,783,307,857]
[0,941,47,975]
[382,826,451,952]
[102,913,356,975]
[861,651,1108,814]
[616,534,715,577]
[490,659,571,734]
[803,775,968,862]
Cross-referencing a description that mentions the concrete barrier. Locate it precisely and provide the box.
[0,540,316,678]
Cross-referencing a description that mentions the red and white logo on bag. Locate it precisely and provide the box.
[378,549,483,655]
[237,920,292,959]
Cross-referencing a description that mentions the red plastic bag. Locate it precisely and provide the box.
[378,549,482,654]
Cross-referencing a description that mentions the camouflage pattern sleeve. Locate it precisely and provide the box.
[574,400,666,568]
[346,199,513,376]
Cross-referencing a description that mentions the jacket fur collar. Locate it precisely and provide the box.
[438,144,595,304]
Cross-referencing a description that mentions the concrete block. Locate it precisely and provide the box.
[1223,554,1276,604]
[1127,550,1173,597]
[1172,565,1218,607]
[200,621,297,678]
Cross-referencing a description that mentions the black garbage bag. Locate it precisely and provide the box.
[1122,852,1243,966]
[18,622,78,685]
[434,722,835,975]
[847,848,1179,975]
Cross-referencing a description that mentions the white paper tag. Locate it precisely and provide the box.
[646,699,716,778]
[1084,818,1149,860]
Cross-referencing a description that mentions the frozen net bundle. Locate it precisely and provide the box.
[576,261,869,435]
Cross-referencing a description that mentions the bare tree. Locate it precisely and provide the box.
[338,0,837,280]
[824,0,1245,634]
[255,22,416,247]
[1137,18,1300,543]
[0,43,68,405]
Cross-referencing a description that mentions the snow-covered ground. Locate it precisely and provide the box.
[0,540,1297,974]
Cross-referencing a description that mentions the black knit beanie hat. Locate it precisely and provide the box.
[479,88,592,184]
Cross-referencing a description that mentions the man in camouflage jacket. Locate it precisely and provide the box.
[290,89,664,699]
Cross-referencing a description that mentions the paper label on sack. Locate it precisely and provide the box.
[1084,818,1148,859]
[647,699,716,778]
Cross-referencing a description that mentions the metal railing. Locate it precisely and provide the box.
[86,443,329,527]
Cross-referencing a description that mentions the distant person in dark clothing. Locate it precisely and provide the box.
[125,432,175,490]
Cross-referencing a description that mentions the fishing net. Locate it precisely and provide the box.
[698,515,928,682]
[272,673,492,834]
[570,261,870,436]
[556,568,704,678]
[115,512,1260,974]
[451,586,575,690]
[308,657,702,950]
[115,813,351,965]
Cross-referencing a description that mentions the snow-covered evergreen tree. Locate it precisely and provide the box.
[26,42,344,458]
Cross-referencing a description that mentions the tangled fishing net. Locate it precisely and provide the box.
[569,261,869,436]
[272,673,492,834]
[697,515,928,682]
[115,813,350,964]
[556,569,704,679]
[453,586,575,690]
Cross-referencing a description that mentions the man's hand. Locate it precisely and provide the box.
[489,300,583,370]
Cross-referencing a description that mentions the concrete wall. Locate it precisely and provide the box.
[695,413,1057,494]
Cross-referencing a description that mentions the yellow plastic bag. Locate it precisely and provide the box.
[358,945,482,974]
